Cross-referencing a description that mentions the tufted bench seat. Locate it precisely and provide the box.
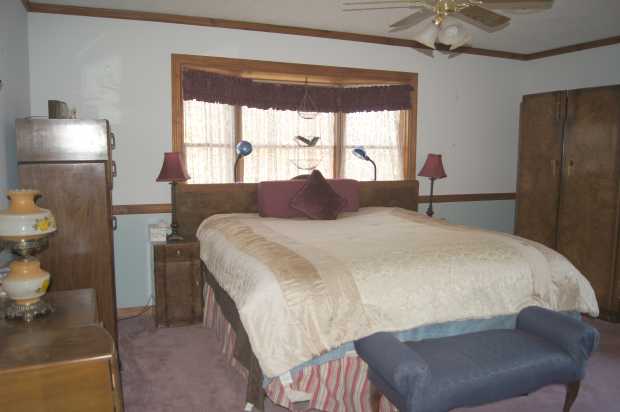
[354,307,599,412]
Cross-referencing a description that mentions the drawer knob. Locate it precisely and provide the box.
[176,249,181,256]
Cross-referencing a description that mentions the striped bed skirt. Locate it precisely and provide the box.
[203,284,397,412]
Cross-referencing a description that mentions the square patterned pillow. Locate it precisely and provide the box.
[289,170,347,220]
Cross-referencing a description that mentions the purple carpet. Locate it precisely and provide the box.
[118,317,619,411]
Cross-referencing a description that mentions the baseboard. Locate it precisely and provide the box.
[117,305,154,320]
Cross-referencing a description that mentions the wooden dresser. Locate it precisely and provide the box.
[0,289,123,411]
[153,237,203,327]
[16,119,118,338]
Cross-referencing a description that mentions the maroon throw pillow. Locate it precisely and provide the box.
[290,170,347,220]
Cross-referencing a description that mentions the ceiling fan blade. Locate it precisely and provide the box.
[342,1,423,5]
[456,5,510,29]
[389,10,434,32]
[343,6,419,11]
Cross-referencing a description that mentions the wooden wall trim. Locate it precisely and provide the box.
[418,192,516,204]
[26,2,620,61]
[112,203,171,215]
[524,35,620,61]
[117,305,154,320]
[112,192,516,215]
[28,2,523,60]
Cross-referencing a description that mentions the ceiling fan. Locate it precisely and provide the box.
[342,0,554,50]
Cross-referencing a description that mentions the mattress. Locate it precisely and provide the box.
[197,207,599,378]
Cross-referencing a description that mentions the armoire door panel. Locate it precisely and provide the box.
[515,92,565,248]
[557,86,620,310]
[19,162,118,338]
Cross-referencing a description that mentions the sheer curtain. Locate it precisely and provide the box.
[183,102,405,183]
[342,110,404,181]
[241,107,335,182]
[183,100,235,183]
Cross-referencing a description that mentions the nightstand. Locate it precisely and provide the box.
[153,236,203,327]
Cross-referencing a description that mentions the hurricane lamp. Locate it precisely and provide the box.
[0,189,56,321]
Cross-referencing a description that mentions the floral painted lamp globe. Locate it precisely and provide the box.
[0,190,57,321]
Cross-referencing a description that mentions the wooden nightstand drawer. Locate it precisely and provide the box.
[165,244,196,261]
[153,237,203,327]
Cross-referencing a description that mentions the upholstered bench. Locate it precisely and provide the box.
[355,307,599,412]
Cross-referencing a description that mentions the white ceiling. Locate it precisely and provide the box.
[35,0,620,54]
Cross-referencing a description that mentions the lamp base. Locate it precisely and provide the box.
[4,298,53,322]
[166,233,185,242]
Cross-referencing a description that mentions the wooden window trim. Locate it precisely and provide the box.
[172,53,418,181]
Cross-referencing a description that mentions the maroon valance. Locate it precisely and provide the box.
[182,69,413,113]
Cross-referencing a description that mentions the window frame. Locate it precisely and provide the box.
[172,53,418,183]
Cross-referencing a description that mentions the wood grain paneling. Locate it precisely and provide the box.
[556,86,620,311]
[112,203,172,215]
[19,162,118,339]
[113,192,516,215]
[515,92,565,249]
[26,2,620,60]
[153,239,203,327]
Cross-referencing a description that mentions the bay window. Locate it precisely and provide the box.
[173,55,418,184]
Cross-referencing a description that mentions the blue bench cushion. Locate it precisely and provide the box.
[402,329,578,412]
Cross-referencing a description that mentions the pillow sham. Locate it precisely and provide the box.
[289,170,347,220]
[257,176,359,218]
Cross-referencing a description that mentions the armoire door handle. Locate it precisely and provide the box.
[567,160,575,177]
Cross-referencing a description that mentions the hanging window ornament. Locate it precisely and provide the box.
[297,78,318,120]
[290,135,323,171]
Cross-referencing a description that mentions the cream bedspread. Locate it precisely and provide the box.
[197,207,599,378]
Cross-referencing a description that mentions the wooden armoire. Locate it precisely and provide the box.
[515,85,620,321]
[16,119,118,338]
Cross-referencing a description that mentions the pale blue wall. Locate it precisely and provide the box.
[112,201,515,308]
[420,200,515,233]
[113,213,170,308]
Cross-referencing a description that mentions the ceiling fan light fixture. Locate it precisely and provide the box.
[449,32,472,50]
[437,23,466,46]
[413,22,440,49]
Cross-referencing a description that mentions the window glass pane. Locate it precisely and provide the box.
[241,107,335,182]
[183,100,235,183]
[343,110,404,181]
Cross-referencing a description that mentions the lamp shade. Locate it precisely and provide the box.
[414,22,439,49]
[352,146,370,161]
[438,23,468,48]
[418,154,447,179]
[0,190,56,240]
[156,152,190,182]
[236,140,253,157]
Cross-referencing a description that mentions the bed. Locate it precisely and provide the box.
[175,180,599,412]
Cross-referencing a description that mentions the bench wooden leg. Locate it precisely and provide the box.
[563,381,581,412]
[369,381,382,412]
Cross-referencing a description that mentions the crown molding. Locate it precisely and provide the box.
[524,35,620,61]
[26,2,620,62]
[27,2,526,60]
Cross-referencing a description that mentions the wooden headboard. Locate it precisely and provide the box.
[175,180,419,237]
